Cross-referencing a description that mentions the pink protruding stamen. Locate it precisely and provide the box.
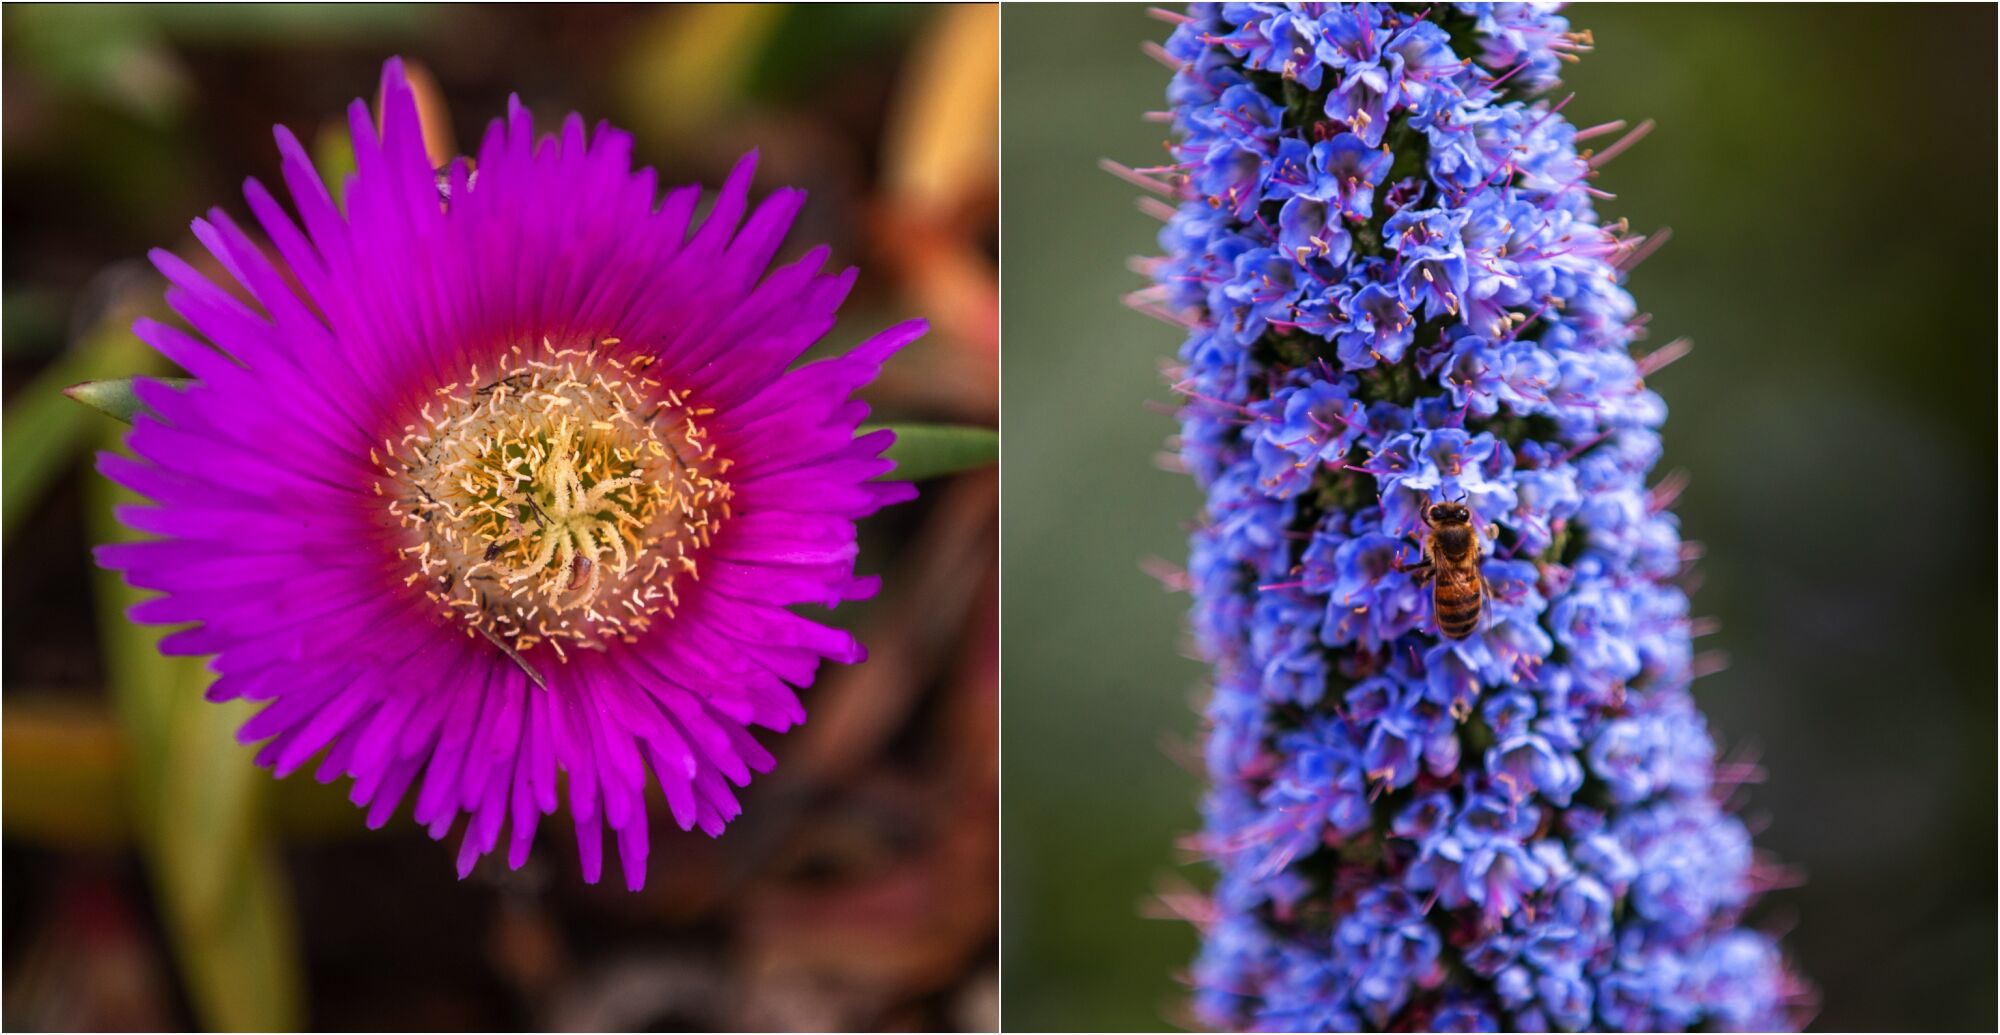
[1101,157,1177,197]
[1586,118,1654,169]
[1647,468,1691,513]
[1124,293,1198,328]
[1141,556,1192,592]
[1560,428,1614,462]
[1691,650,1730,680]
[1169,382,1261,419]
[1485,58,1534,91]
[1617,225,1673,272]
[1573,118,1627,142]
[1142,40,1184,71]
[1637,336,1693,376]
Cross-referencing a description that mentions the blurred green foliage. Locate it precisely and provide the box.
[1001,4,1996,1031]
[89,402,306,1032]
[8,5,430,122]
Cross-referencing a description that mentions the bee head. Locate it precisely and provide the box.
[1426,501,1470,526]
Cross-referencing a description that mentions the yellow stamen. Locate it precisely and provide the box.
[379,346,730,660]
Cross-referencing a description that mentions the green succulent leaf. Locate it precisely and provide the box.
[1,328,154,546]
[63,375,191,425]
[869,422,998,481]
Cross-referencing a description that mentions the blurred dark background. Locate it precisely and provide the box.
[3,4,995,1031]
[1000,4,1996,1031]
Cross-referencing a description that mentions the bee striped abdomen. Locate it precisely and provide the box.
[1433,569,1483,639]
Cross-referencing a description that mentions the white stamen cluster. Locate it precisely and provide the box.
[377,343,731,660]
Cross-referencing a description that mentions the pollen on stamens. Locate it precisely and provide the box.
[378,346,732,658]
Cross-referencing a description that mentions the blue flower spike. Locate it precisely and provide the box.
[1128,5,1810,1030]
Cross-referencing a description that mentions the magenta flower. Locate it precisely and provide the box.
[95,59,922,890]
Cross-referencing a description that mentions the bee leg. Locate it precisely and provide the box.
[1394,538,1435,584]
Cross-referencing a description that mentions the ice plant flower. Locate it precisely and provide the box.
[96,60,922,890]
[1134,4,1807,1029]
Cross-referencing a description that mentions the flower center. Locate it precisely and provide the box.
[377,344,731,660]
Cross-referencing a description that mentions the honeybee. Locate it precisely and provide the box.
[1398,499,1493,640]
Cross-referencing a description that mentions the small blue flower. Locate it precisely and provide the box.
[1199,140,1269,220]
[1551,572,1644,690]
[1385,21,1469,121]
[1464,839,1550,924]
[1387,206,1473,320]
[1487,732,1582,807]
[1319,532,1424,648]
[1536,969,1595,1031]
[1265,377,1366,467]
[1374,428,1517,537]
[1335,276,1418,368]
[1455,2,1578,95]
[1318,7,1393,144]
[1318,135,1397,222]
[1225,246,1304,339]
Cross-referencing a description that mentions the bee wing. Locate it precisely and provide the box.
[1475,564,1519,641]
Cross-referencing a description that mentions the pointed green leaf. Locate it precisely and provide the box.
[2,325,152,545]
[868,422,997,481]
[63,375,190,424]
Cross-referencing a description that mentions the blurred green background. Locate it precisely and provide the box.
[5,4,996,1031]
[1000,4,1996,1031]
